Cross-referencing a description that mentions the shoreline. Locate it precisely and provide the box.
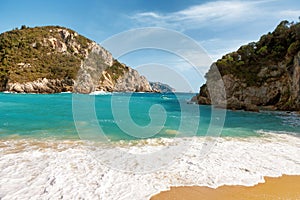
[151,175,300,200]
[0,133,299,199]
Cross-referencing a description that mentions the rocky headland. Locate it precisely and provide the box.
[192,20,300,111]
[0,26,153,93]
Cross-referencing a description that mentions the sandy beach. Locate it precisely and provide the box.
[151,175,300,200]
[1,133,299,199]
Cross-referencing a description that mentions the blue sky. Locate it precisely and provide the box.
[1,0,300,92]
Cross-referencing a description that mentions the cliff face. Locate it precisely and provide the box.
[193,21,300,111]
[0,26,153,93]
[113,68,152,92]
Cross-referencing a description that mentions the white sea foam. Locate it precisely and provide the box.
[2,91,17,94]
[256,129,300,137]
[0,133,299,199]
[60,91,72,94]
[89,91,111,95]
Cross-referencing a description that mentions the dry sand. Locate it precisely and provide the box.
[151,175,300,200]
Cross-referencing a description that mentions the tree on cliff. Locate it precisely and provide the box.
[194,20,300,111]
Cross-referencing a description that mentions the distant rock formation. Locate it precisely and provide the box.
[0,26,153,93]
[192,20,300,111]
[150,82,175,93]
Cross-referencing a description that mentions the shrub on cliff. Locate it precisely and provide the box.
[215,20,300,86]
[0,25,92,83]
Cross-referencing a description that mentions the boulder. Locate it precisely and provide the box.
[244,104,259,112]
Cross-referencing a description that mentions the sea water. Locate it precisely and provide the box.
[1,92,299,140]
[0,92,299,199]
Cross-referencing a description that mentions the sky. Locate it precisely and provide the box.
[1,0,300,92]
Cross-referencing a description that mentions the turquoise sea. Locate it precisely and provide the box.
[0,92,300,199]
[0,92,299,140]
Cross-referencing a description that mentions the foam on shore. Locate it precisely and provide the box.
[0,132,299,199]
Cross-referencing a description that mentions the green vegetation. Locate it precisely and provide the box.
[0,25,92,83]
[100,59,129,82]
[214,20,300,86]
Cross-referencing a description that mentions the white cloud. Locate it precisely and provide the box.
[199,38,254,61]
[131,0,300,32]
[129,0,300,60]
[279,10,300,19]
[131,0,269,30]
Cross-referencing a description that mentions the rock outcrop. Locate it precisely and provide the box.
[6,78,74,93]
[192,20,300,111]
[150,82,175,93]
[0,25,153,93]
[114,68,152,92]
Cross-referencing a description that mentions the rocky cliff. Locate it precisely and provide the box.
[0,25,153,93]
[193,20,300,111]
[150,82,175,93]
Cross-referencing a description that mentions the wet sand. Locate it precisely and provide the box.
[151,175,300,200]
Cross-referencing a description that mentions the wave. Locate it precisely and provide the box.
[89,90,112,95]
[256,129,300,137]
[0,133,299,199]
[2,91,16,94]
[60,91,72,94]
